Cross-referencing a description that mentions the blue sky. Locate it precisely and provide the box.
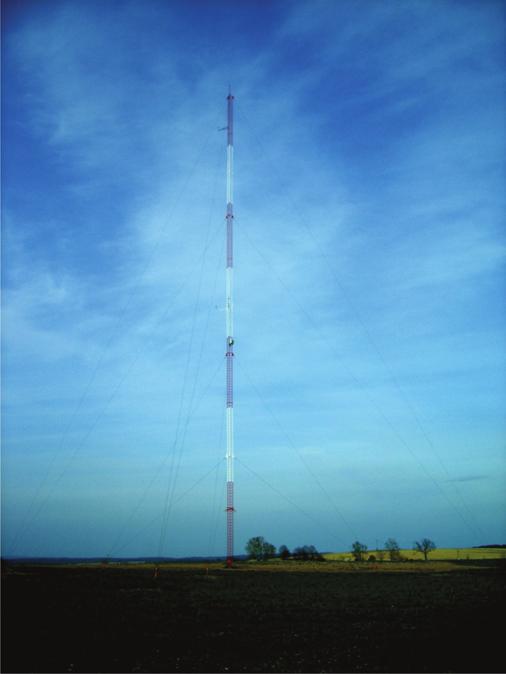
[2,0,505,558]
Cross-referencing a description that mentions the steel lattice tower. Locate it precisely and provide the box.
[225,90,235,568]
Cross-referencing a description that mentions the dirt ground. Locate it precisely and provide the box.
[2,560,505,672]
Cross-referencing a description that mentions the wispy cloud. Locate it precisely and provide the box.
[446,475,489,484]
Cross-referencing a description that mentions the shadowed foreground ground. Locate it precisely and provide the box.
[2,561,505,672]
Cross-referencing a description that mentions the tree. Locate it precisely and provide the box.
[292,546,307,560]
[351,541,368,562]
[245,536,276,561]
[279,545,290,560]
[307,545,324,561]
[263,542,276,559]
[414,538,436,561]
[385,538,401,561]
[292,545,324,561]
[246,536,265,560]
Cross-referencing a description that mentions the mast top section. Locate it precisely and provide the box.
[227,91,234,148]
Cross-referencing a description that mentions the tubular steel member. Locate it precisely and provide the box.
[225,90,235,568]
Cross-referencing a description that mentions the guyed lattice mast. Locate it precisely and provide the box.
[225,90,235,567]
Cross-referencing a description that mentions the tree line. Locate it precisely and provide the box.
[245,536,437,562]
[245,537,324,561]
[351,538,436,561]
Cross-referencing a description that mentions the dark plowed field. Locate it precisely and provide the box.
[2,562,505,672]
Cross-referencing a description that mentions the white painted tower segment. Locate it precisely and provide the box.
[225,91,235,566]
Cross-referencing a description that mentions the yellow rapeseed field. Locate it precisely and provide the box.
[324,547,506,561]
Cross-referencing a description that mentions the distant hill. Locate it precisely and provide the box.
[2,555,249,564]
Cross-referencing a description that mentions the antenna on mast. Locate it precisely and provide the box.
[225,90,235,568]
